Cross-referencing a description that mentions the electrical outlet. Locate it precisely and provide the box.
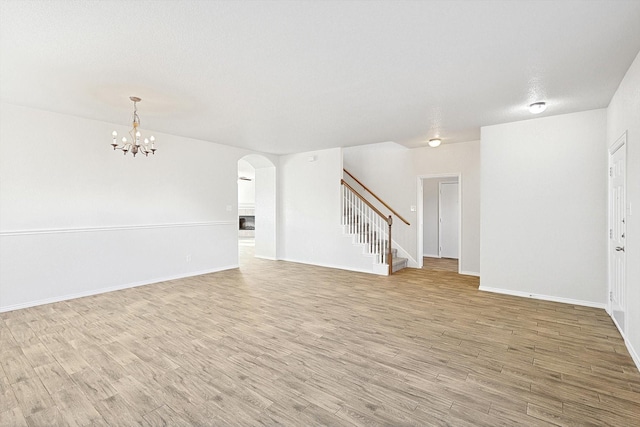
[186,255,192,263]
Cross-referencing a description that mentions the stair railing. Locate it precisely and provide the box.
[341,179,393,275]
[343,169,410,226]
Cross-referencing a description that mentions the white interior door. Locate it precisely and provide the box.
[439,182,459,259]
[609,136,626,331]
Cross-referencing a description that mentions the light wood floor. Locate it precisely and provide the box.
[1,247,639,426]
[422,257,458,273]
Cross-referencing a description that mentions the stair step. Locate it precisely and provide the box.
[392,257,408,273]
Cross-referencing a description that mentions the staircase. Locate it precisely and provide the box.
[341,171,409,275]
[341,207,408,274]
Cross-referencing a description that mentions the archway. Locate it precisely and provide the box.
[238,154,277,260]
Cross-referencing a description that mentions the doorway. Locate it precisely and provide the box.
[417,175,461,273]
[439,181,459,259]
[237,154,277,262]
[608,132,627,333]
[238,159,256,260]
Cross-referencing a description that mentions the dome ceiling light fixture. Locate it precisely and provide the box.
[428,138,442,148]
[528,101,547,114]
[111,96,156,157]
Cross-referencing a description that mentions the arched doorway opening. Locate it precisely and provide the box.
[237,154,277,261]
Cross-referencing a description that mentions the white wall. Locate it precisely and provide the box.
[607,50,640,367]
[343,140,481,275]
[0,103,249,311]
[278,148,378,273]
[238,179,256,208]
[480,109,607,306]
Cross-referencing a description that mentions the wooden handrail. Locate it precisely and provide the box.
[341,180,390,224]
[343,169,410,226]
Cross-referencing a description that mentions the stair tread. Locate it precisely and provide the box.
[391,256,408,273]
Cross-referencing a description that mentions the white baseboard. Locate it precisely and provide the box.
[625,335,640,372]
[478,286,606,309]
[422,254,440,258]
[254,255,277,261]
[610,311,640,372]
[279,257,383,276]
[0,265,239,313]
[460,270,480,277]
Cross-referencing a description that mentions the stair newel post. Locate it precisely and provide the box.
[387,215,393,275]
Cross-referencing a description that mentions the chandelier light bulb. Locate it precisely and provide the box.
[112,131,117,137]
[122,137,127,143]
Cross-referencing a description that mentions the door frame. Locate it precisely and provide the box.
[607,131,627,332]
[416,173,462,272]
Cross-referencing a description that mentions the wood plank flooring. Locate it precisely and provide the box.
[1,245,639,426]
[422,257,458,273]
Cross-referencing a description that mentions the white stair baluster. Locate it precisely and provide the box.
[358,198,361,243]
[341,185,345,226]
[357,196,360,242]
[350,191,354,234]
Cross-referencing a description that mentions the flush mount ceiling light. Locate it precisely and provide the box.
[528,101,547,114]
[111,96,156,157]
[428,138,442,148]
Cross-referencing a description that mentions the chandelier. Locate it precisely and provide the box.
[111,96,156,157]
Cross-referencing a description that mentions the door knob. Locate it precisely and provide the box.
[615,246,625,252]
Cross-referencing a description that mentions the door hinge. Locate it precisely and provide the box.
[610,229,613,239]
[609,291,613,301]
[610,167,613,177]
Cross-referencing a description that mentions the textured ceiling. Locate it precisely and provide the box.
[1,0,639,155]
